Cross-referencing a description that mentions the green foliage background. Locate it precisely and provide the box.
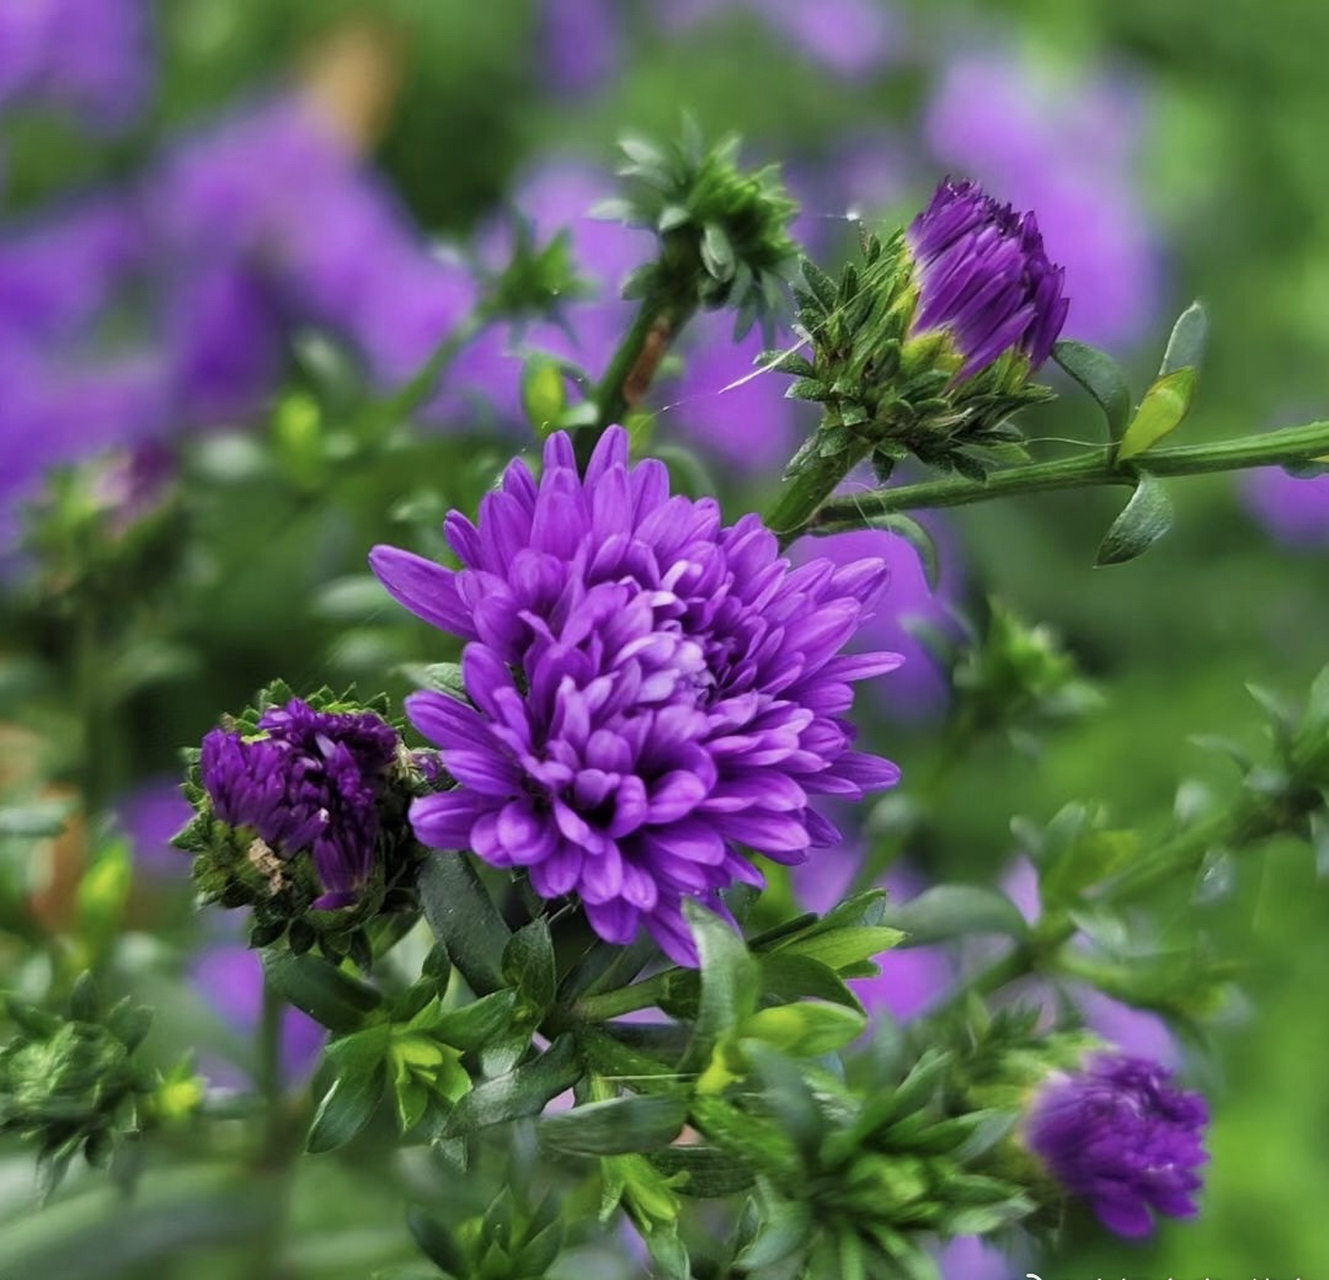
[4,0,1329,1276]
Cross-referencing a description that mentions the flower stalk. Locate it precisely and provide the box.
[811,419,1329,533]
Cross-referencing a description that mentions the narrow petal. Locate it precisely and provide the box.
[369,545,474,638]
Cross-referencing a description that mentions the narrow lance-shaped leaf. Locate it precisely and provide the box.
[539,1093,690,1156]
[1158,299,1209,376]
[1096,472,1174,566]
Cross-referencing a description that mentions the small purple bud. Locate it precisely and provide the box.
[907,178,1069,379]
[1027,1052,1208,1239]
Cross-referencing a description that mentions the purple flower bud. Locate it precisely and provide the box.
[199,699,400,910]
[1026,1052,1208,1239]
[907,178,1069,380]
[371,428,903,965]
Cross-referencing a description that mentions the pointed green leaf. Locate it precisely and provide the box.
[440,1035,581,1138]
[418,855,510,995]
[880,886,1028,945]
[1052,340,1132,440]
[502,917,556,1019]
[741,1002,866,1058]
[307,1058,386,1153]
[774,925,903,972]
[1096,472,1174,566]
[539,1093,689,1156]
[1159,300,1209,376]
[679,901,761,1074]
[262,950,383,1034]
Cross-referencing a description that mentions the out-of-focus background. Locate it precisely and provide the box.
[2,1,1329,1277]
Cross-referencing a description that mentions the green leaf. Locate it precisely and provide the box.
[735,1195,811,1270]
[740,1003,867,1058]
[774,925,903,972]
[679,901,761,1075]
[307,1056,386,1153]
[520,357,568,434]
[855,513,940,590]
[425,990,517,1052]
[539,1093,689,1156]
[440,1035,581,1138]
[643,1227,692,1280]
[880,886,1028,946]
[1052,340,1132,440]
[0,799,75,838]
[502,918,556,1020]
[1096,472,1174,566]
[407,1207,467,1277]
[758,952,863,1012]
[647,1145,756,1197]
[1158,299,1209,376]
[1117,367,1197,461]
[418,855,510,995]
[262,950,383,1034]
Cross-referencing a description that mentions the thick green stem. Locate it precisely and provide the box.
[764,436,873,545]
[810,419,1329,532]
[575,292,699,472]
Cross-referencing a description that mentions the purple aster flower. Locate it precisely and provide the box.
[1242,466,1329,545]
[0,0,153,131]
[907,178,1069,380]
[924,50,1159,350]
[370,428,903,964]
[1026,1052,1208,1239]
[199,698,401,910]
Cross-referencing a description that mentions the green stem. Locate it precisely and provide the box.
[575,292,698,472]
[764,436,872,545]
[572,971,673,1022]
[810,419,1329,532]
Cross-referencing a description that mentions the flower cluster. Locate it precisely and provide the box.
[907,177,1068,381]
[372,428,902,963]
[199,697,401,911]
[1027,1053,1209,1238]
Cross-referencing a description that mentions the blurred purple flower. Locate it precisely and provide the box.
[793,847,954,1021]
[789,523,962,720]
[662,311,811,475]
[924,50,1159,350]
[0,0,153,130]
[1000,857,1179,1066]
[935,1234,1013,1280]
[115,777,193,877]
[658,0,900,80]
[470,158,654,424]
[1027,1052,1208,1239]
[536,0,622,97]
[1242,466,1329,545]
[0,193,145,351]
[190,945,325,1083]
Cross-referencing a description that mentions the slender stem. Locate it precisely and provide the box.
[572,971,672,1022]
[256,976,284,1122]
[809,419,1329,532]
[576,292,698,472]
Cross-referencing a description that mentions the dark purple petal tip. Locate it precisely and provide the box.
[906,177,1069,378]
[379,426,901,965]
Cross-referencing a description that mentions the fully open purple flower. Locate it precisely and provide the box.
[371,428,902,964]
[907,178,1068,380]
[200,699,401,910]
[1027,1053,1208,1239]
